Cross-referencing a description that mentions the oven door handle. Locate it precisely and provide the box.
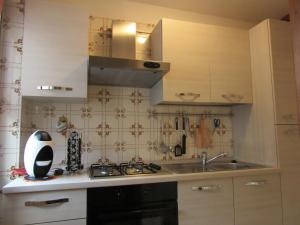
[96,204,177,218]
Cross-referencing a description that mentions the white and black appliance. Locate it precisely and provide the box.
[24,130,53,179]
[87,182,178,225]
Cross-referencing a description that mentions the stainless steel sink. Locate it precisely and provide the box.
[208,162,260,170]
[162,161,264,174]
[162,163,215,174]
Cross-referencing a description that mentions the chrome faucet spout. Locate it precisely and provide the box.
[200,152,227,167]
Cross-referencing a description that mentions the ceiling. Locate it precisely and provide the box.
[128,0,288,23]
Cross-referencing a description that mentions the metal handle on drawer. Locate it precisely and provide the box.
[37,86,73,91]
[192,185,220,191]
[25,198,69,206]
[245,180,266,186]
[176,92,200,102]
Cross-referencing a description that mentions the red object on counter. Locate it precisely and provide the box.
[9,167,27,179]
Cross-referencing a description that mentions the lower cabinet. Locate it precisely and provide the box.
[2,189,86,225]
[31,219,86,225]
[3,174,283,225]
[233,174,283,225]
[280,167,300,225]
[178,174,283,225]
[178,178,234,225]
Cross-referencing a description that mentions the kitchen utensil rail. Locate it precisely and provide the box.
[152,112,233,117]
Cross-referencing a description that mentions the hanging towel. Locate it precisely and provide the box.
[195,115,212,148]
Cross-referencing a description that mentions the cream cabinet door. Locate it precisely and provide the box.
[234,174,282,225]
[150,18,252,105]
[276,125,300,225]
[178,178,234,225]
[269,20,298,125]
[210,26,252,104]
[22,0,88,99]
[276,125,300,167]
[211,61,252,104]
[3,189,86,225]
[151,19,211,104]
[281,167,300,225]
[161,60,211,104]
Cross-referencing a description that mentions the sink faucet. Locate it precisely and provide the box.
[200,151,228,167]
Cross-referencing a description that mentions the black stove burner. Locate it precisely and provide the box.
[89,162,161,178]
[120,162,156,175]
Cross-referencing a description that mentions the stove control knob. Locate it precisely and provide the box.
[116,190,122,200]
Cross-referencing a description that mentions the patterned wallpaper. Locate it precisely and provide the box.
[0,0,24,188]
[0,1,233,187]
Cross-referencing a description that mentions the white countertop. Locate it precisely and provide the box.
[2,167,280,194]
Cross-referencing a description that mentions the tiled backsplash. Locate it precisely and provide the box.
[0,0,24,187]
[21,86,233,168]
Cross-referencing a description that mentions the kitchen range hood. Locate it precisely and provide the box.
[88,21,170,88]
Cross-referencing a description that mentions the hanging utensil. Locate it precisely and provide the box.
[182,134,187,154]
[174,143,182,157]
[212,118,221,135]
[160,118,169,154]
[175,117,179,130]
[174,126,182,157]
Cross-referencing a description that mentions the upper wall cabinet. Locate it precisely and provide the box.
[21,0,88,100]
[150,18,252,105]
[249,19,298,125]
[270,21,298,124]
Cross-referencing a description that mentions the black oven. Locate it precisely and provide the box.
[87,182,178,225]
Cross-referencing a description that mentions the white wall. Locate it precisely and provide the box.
[54,0,254,29]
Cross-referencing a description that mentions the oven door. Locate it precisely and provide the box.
[88,201,178,225]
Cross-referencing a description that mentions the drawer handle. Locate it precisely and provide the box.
[25,198,69,207]
[176,92,200,102]
[245,180,266,186]
[192,185,220,191]
[37,86,73,91]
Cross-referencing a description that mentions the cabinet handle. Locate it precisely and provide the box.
[25,198,69,207]
[221,93,244,102]
[282,114,296,122]
[176,92,200,102]
[284,128,299,136]
[37,86,73,91]
[245,180,266,186]
[192,185,220,191]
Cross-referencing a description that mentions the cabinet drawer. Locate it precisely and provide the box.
[178,178,234,225]
[234,174,282,225]
[3,189,86,225]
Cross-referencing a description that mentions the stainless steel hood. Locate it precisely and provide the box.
[88,20,170,88]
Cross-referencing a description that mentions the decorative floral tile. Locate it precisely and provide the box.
[2,4,24,25]
[0,66,22,85]
[1,45,22,64]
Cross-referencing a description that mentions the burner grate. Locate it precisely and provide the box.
[89,162,160,178]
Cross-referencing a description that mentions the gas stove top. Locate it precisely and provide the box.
[89,162,163,179]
